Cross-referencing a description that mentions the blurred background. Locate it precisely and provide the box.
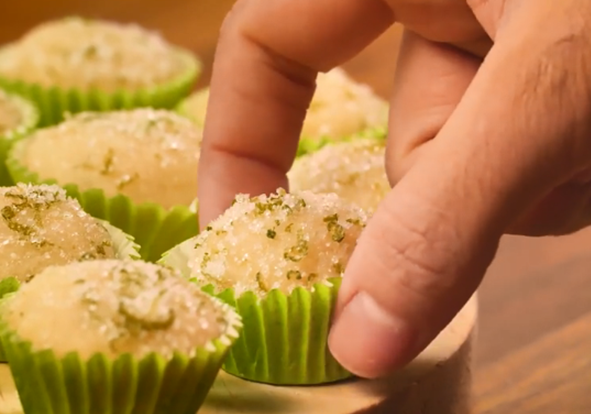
[2,1,590,413]
[0,0,403,96]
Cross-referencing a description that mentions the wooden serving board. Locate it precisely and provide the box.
[0,296,477,414]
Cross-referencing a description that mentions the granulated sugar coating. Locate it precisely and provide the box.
[302,68,388,141]
[0,184,116,282]
[189,190,367,297]
[288,140,391,214]
[179,68,387,140]
[3,260,237,359]
[0,17,190,92]
[14,109,201,208]
[0,90,24,136]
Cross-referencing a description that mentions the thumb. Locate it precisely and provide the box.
[328,1,589,378]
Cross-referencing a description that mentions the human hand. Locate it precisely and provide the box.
[198,0,590,378]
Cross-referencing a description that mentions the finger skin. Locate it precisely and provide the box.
[329,0,590,378]
[198,0,590,381]
[332,33,484,377]
[386,30,483,185]
[387,30,590,238]
[198,0,394,227]
[507,175,591,236]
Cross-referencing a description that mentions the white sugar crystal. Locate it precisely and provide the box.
[4,260,236,360]
[289,139,391,214]
[179,68,388,142]
[0,184,117,282]
[188,190,367,297]
[15,109,201,208]
[0,17,191,92]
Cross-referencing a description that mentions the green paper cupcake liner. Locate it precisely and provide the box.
[101,219,143,260]
[296,125,388,157]
[0,307,241,414]
[0,220,140,362]
[0,278,19,299]
[0,91,39,186]
[176,88,209,127]
[162,240,352,385]
[6,155,199,263]
[211,282,349,385]
[0,49,201,127]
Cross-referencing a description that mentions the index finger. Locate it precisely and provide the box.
[198,0,394,226]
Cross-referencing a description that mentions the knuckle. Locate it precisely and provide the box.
[218,0,254,45]
[218,2,243,39]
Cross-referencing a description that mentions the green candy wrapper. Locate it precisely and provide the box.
[0,221,140,362]
[0,49,200,127]
[6,155,198,263]
[296,125,387,157]
[0,91,39,186]
[0,304,241,414]
[162,239,352,385]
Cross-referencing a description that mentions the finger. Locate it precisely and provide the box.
[198,0,394,226]
[329,0,590,378]
[508,171,591,236]
[385,30,483,185]
[387,31,590,237]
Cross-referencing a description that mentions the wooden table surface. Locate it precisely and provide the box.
[2,1,591,413]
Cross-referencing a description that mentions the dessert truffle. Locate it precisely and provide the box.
[0,17,200,125]
[0,260,241,414]
[0,183,122,282]
[178,68,388,143]
[289,139,390,214]
[3,259,238,359]
[0,17,194,93]
[7,109,201,261]
[0,90,28,136]
[0,89,38,185]
[10,109,201,208]
[190,190,367,296]
[163,190,367,385]
[301,68,388,141]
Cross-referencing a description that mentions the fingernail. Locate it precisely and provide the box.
[328,292,418,379]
